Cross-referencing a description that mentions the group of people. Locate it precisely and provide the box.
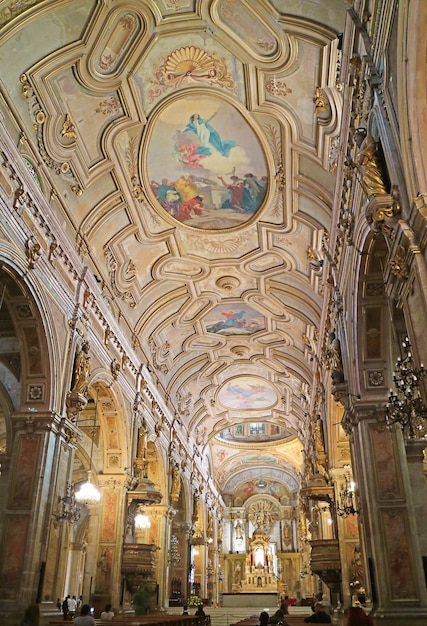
[151,170,266,222]
[20,600,114,626]
[152,176,206,222]
[60,595,81,620]
[256,597,373,626]
[59,596,115,623]
[183,603,206,617]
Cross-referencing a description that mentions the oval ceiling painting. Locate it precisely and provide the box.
[218,376,278,410]
[147,95,268,230]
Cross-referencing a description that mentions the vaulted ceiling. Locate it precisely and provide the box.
[0,0,347,501]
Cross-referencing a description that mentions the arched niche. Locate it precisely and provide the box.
[0,265,52,414]
[355,233,392,399]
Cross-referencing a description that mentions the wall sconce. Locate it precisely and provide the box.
[385,336,427,440]
[336,474,359,517]
[53,482,81,523]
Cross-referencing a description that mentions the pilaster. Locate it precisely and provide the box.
[350,408,427,625]
[0,412,77,621]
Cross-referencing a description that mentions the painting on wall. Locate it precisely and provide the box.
[204,303,266,335]
[218,376,277,409]
[146,95,268,229]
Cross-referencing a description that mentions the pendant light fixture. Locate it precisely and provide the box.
[75,407,101,505]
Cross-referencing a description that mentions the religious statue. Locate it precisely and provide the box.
[170,463,181,504]
[25,235,41,269]
[315,415,326,454]
[327,331,345,384]
[71,341,91,395]
[235,520,244,540]
[351,544,365,586]
[96,547,112,592]
[353,128,389,198]
[207,510,213,536]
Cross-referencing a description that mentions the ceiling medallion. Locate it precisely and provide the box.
[215,276,240,291]
[230,345,250,357]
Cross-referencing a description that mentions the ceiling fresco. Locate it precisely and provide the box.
[0,0,347,498]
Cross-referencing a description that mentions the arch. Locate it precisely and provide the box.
[404,0,427,193]
[0,264,54,412]
[353,233,392,399]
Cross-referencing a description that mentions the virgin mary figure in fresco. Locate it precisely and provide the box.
[183,112,236,157]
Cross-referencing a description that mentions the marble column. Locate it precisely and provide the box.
[350,409,427,625]
[92,474,128,611]
[0,412,77,622]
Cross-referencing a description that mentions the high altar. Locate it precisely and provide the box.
[240,529,277,591]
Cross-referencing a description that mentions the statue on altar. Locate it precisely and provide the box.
[248,499,276,529]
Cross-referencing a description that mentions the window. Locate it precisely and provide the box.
[250,423,265,435]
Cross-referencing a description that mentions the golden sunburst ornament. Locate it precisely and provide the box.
[165,46,216,78]
[148,46,234,101]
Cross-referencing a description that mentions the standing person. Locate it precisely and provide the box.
[67,595,77,619]
[62,597,69,621]
[100,604,115,620]
[56,598,61,611]
[74,604,95,626]
[195,604,206,617]
[344,607,373,626]
[20,604,39,626]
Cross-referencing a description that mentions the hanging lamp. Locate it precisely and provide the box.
[75,410,101,504]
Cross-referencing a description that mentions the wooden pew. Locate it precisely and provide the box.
[49,615,209,626]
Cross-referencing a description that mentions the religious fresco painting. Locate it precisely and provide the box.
[218,376,277,409]
[204,303,266,335]
[234,479,288,502]
[243,453,277,464]
[147,95,268,229]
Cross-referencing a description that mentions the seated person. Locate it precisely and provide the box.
[100,603,114,620]
[259,611,269,626]
[304,602,332,623]
[268,609,288,625]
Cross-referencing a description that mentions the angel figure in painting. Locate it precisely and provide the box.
[183,112,236,157]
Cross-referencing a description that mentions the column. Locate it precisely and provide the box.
[92,474,128,612]
[351,409,427,625]
[0,412,76,621]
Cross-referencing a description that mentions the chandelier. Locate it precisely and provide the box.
[336,474,359,518]
[75,412,101,504]
[75,469,100,504]
[385,336,427,440]
[299,561,311,579]
[169,534,181,564]
[54,482,81,523]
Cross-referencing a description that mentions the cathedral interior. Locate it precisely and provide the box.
[0,1,427,625]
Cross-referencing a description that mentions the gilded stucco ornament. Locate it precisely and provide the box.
[388,244,409,280]
[20,74,82,194]
[25,235,41,269]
